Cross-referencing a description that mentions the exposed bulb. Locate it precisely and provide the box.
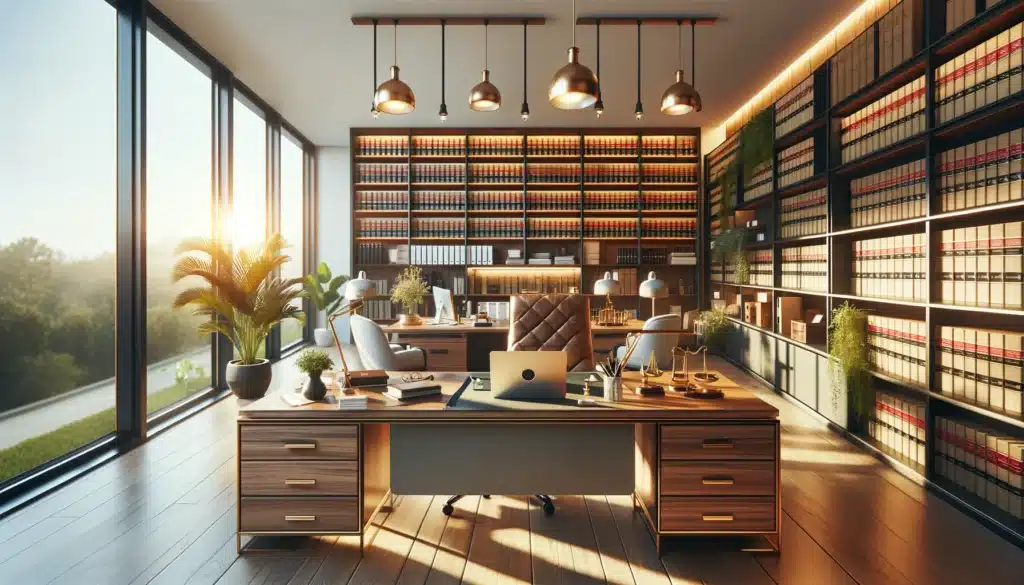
[439,103,448,123]
[595,99,604,118]
[521,112,530,122]
[371,104,379,119]
[520,102,530,122]
[440,113,447,123]
[634,102,644,120]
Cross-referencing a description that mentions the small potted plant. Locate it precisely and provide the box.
[828,302,872,431]
[172,233,304,399]
[296,349,335,401]
[697,307,730,354]
[304,262,349,347]
[390,266,431,326]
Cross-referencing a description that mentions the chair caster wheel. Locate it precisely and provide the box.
[543,502,555,516]
[442,504,454,516]
[482,495,491,499]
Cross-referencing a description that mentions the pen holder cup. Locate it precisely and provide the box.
[603,376,623,402]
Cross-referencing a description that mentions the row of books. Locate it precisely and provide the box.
[934,415,1023,519]
[707,133,739,184]
[867,315,927,386]
[412,136,465,157]
[529,220,580,239]
[582,219,634,239]
[937,325,1024,415]
[743,160,774,201]
[840,76,926,164]
[877,0,921,77]
[356,242,403,265]
[831,26,876,106]
[468,163,520,184]
[426,273,467,296]
[641,191,700,211]
[709,184,727,218]
[467,219,523,239]
[774,75,814,139]
[779,188,827,239]
[641,219,698,239]
[357,163,408,184]
[934,23,1022,125]
[937,128,1024,213]
[471,273,579,295]
[746,250,773,287]
[469,136,521,156]
[469,192,522,211]
[937,222,1024,310]
[358,219,407,238]
[852,234,927,301]
[868,390,927,467]
[850,159,927,228]
[777,137,815,188]
[413,163,468,183]
[361,278,391,296]
[780,244,828,292]
[413,191,464,211]
[527,192,576,211]
[362,299,396,321]
[526,136,579,157]
[356,191,407,211]
[946,0,1005,35]
[411,219,465,238]
[357,136,408,157]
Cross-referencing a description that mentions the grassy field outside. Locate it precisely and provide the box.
[0,377,210,483]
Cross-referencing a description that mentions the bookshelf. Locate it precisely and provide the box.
[352,127,701,323]
[703,0,1024,545]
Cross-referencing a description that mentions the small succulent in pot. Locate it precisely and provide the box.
[296,349,335,401]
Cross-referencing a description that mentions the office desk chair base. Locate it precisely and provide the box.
[442,494,553,516]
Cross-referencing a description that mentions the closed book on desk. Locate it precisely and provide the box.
[386,381,442,400]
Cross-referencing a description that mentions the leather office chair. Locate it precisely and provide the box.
[350,314,427,371]
[441,294,594,518]
[613,314,682,370]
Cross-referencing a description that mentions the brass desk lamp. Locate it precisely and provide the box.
[327,299,388,389]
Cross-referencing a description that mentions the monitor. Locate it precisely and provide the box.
[432,286,456,324]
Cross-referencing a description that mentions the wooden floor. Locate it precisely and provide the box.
[1,356,1022,585]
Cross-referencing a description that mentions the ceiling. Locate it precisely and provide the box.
[151,0,862,147]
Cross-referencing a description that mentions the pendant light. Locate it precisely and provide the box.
[469,20,501,112]
[439,21,448,122]
[594,20,604,117]
[661,20,702,115]
[548,0,599,109]
[520,22,530,121]
[370,19,378,119]
[634,21,643,120]
[373,21,415,115]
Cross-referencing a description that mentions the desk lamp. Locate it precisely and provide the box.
[593,272,627,326]
[327,299,388,390]
[639,271,668,316]
[345,271,378,309]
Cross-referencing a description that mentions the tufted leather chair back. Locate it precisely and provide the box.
[507,294,595,372]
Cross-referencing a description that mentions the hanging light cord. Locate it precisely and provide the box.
[372,19,378,90]
[691,22,696,86]
[677,20,683,70]
[441,21,446,99]
[596,20,601,83]
[572,0,577,47]
[636,21,641,100]
[484,20,489,69]
[522,22,527,96]
[393,21,398,66]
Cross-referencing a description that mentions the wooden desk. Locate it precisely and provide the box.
[381,319,696,370]
[237,368,780,555]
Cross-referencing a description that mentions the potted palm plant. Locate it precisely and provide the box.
[304,262,348,347]
[390,266,431,326]
[172,233,305,399]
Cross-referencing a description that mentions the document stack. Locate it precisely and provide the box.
[937,325,1023,414]
[336,394,369,410]
[840,76,925,164]
[867,315,927,385]
[937,222,1023,310]
[937,128,1024,213]
[852,234,926,301]
[777,137,815,188]
[850,159,927,228]
[934,416,1023,519]
[528,253,552,265]
[506,248,525,265]
[869,390,926,466]
[774,74,814,139]
[669,249,697,265]
[935,23,1022,125]
[554,254,576,265]
[779,188,827,239]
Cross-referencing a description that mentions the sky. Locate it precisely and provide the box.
[0,0,275,260]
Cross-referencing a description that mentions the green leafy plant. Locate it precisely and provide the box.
[296,349,334,374]
[171,233,305,365]
[828,302,872,421]
[698,307,731,345]
[740,108,774,184]
[304,262,349,316]
[390,266,430,315]
[735,254,751,285]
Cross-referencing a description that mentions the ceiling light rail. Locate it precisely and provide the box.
[352,17,546,26]
[574,16,718,26]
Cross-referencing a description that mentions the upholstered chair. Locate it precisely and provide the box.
[350,314,426,371]
[614,314,682,370]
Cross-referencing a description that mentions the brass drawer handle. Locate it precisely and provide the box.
[285,515,316,522]
[702,438,734,449]
[283,443,317,450]
[702,514,734,522]
[284,479,317,486]
[701,477,735,486]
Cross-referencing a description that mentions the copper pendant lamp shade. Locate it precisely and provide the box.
[470,70,502,111]
[548,0,598,110]
[661,21,702,115]
[374,23,415,115]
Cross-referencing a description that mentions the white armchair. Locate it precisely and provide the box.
[350,314,427,371]
[614,314,682,370]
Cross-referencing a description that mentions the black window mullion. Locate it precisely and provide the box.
[304,147,317,343]
[266,113,283,358]
[213,70,234,388]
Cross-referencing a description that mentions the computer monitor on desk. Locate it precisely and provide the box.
[432,286,456,325]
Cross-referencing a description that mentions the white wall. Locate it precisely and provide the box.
[316,146,352,341]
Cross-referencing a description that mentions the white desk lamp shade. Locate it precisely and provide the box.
[639,271,668,315]
[345,270,378,300]
[593,271,619,295]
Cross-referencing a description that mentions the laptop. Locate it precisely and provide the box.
[489,351,567,400]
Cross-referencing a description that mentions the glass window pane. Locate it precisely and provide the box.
[280,136,305,346]
[0,0,116,481]
[145,28,213,415]
[232,99,266,250]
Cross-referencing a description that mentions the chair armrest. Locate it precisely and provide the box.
[393,347,427,371]
[389,343,409,351]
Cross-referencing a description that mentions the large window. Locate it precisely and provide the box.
[0,0,117,482]
[232,97,267,250]
[280,134,306,346]
[144,27,213,414]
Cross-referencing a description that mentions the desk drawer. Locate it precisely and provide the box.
[405,339,467,371]
[240,424,358,461]
[240,461,358,496]
[661,424,776,461]
[661,460,775,496]
[240,497,359,533]
[660,496,776,532]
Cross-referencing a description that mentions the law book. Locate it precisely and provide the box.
[990,329,1006,410]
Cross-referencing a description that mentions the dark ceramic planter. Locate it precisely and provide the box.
[226,359,273,399]
[302,370,328,401]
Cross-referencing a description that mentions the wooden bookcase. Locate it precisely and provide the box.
[351,127,701,324]
[702,0,1024,546]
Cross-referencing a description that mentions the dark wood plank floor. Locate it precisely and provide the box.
[1,356,1021,585]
